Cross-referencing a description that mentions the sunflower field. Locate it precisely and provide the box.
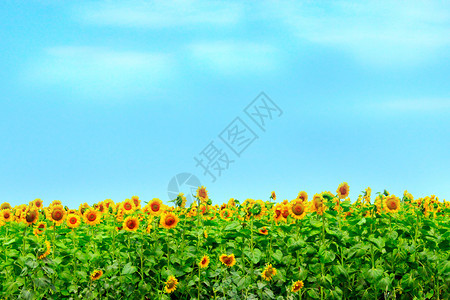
[0,184,449,299]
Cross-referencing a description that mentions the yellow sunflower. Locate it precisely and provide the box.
[47,205,66,225]
[33,221,47,236]
[310,194,326,215]
[219,254,236,267]
[270,191,276,201]
[90,270,103,280]
[33,198,44,210]
[291,280,304,292]
[66,214,81,229]
[24,207,39,225]
[337,182,350,199]
[164,275,178,293]
[199,255,210,268]
[0,202,11,210]
[1,209,13,222]
[384,195,400,213]
[147,198,164,216]
[297,191,308,202]
[123,216,139,232]
[258,227,268,235]
[196,186,208,203]
[290,199,307,220]
[160,212,179,229]
[121,199,136,214]
[261,264,277,281]
[131,195,141,209]
[219,208,233,221]
[38,240,51,260]
[83,208,101,226]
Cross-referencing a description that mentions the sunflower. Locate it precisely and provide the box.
[258,227,268,235]
[164,275,178,293]
[90,270,103,280]
[66,214,81,229]
[281,204,291,219]
[228,198,236,207]
[199,255,210,268]
[196,186,208,203]
[291,280,304,292]
[251,200,267,219]
[1,209,13,222]
[121,199,136,214]
[47,205,66,225]
[33,198,44,210]
[297,191,308,202]
[384,195,400,213]
[175,193,187,208]
[83,208,101,226]
[123,216,139,232]
[219,254,236,267]
[272,204,283,222]
[0,202,11,210]
[336,182,350,199]
[160,212,179,229]
[261,264,277,281]
[147,198,164,216]
[219,208,233,221]
[290,199,307,220]
[34,221,47,236]
[131,195,141,209]
[310,194,326,215]
[38,240,51,260]
[24,208,39,225]
[270,191,276,201]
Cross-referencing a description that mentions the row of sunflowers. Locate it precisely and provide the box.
[0,183,449,299]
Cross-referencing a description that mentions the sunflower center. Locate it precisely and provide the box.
[340,186,347,195]
[282,209,289,218]
[387,200,397,210]
[127,220,136,229]
[70,217,77,224]
[124,203,132,210]
[151,204,159,212]
[88,213,96,221]
[165,217,175,226]
[292,204,304,215]
[52,210,63,221]
[199,189,206,198]
[167,280,176,289]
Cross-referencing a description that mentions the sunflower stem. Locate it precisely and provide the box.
[21,225,27,256]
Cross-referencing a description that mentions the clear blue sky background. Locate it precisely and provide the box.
[1,1,449,208]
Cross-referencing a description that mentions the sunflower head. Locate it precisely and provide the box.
[199,255,210,268]
[66,214,81,229]
[48,205,66,225]
[0,202,11,210]
[384,195,400,213]
[123,216,139,232]
[160,212,179,229]
[258,227,268,235]
[1,209,13,222]
[297,191,308,202]
[33,199,43,210]
[290,199,307,220]
[38,240,51,260]
[83,208,101,226]
[270,191,276,201]
[146,198,164,216]
[261,264,277,281]
[219,254,236,267]
[34,221,47,236]
[337,182,350,199]
[164,275,178,293]
[196,186,208,203]
[90,270,103,281]
[24,208,39,225]
[291,280,304,292]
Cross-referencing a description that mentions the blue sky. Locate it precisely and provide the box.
[1,1,449,208]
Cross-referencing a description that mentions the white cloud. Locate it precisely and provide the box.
[187,41,279,75]
[77,0,243,28]
[269,0,450,67]
[24,46,175,99]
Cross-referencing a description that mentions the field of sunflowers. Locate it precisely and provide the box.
[0,183,449,299]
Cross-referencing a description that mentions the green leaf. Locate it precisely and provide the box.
[272,250,283,263]
[121,263,137,275]
[366,268,383,284]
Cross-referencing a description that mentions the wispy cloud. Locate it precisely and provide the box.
[269,0,450,67]
[187,41,279,75]
[76,0,243,28]
[24,46,175,99]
